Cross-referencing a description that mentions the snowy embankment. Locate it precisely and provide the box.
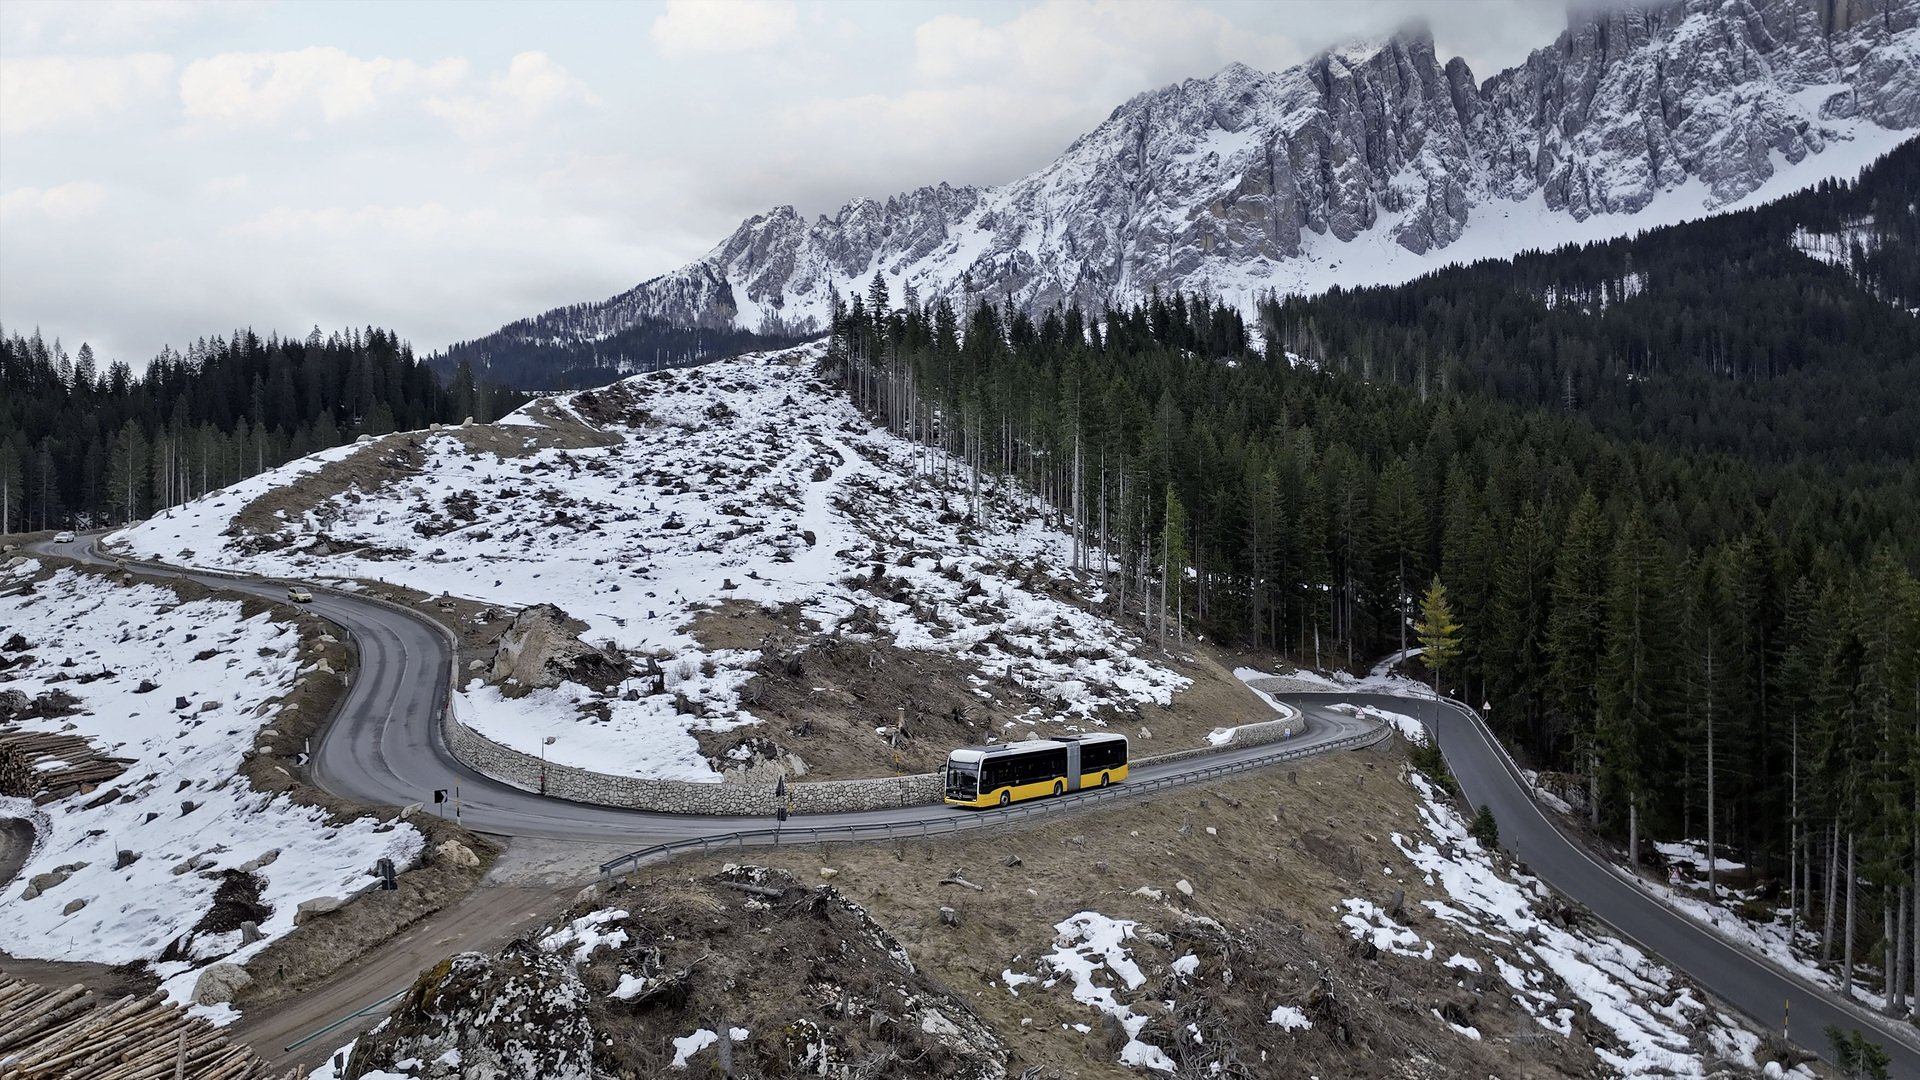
[0,565,420,1017]
[108,341,1187,781]
[1372,703,1800,1078]
[984,710,1806,1077]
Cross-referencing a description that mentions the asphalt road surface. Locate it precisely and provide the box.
[1282,691,1920,1075]
[28,532,1914,1072]
[27,534,1375,846]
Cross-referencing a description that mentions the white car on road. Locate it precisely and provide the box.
[54,531,75,543]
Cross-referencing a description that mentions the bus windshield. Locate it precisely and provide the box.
[945,762,978,798]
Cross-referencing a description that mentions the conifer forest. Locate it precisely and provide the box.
[823,145,1920,1004]
[0,326,525,533]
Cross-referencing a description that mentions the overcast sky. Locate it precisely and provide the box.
[0,0,1572,366]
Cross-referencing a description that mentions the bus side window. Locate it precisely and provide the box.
[982,759,1008,791]
[1081,740,1117,771]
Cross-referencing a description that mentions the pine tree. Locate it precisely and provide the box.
[1549,491,1611,823]
[1598,507,1679,856]
[0,441,21,535]
[1492,501,1555,749]
[106,420,148,524]
[1416,577,1462,699]
[1371,455,1425,660]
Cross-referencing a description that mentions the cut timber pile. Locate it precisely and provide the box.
[0,978,304,1080]
[0,729,133,802]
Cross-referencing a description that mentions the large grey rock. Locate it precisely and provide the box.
[462,0,1919,352]
[191,963,252,1005]
[294,895,347,924]
[488,604,617,688]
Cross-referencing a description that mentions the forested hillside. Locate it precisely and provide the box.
[427,308,797,390]
[828,274,1919,1000]
[1267,140,1920,467]
[0,326,525,531]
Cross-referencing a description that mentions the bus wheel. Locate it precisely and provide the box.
[1101,773,1110,787]
[1053,780,1064,797]
[999,790,1010,806]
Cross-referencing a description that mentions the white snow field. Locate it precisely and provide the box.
[0,566,420,1016]
[1388,769,1809,1078]
[109,341,1188,780]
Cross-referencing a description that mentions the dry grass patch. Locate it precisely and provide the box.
[653,739,1604,1080]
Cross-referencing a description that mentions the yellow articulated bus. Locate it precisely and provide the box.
[944,732,1129,807]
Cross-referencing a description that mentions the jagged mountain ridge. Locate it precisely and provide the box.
[463,0,1920,371]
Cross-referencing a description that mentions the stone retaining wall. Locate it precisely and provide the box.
[1134,707,1302,769]
[439,699,1301,816]
[440,706,942,814]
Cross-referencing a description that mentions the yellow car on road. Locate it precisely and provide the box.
[287,586,313,603]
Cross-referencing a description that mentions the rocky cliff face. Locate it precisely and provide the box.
[509,0,1920,343]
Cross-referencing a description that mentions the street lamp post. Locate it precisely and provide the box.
[774,774,788,843]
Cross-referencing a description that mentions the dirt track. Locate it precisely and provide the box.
[235,872,575,1073]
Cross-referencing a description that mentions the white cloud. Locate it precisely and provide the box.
[652,0,798,59]
[227,202,499,241]
[0,0,251,51]
[178,47,467,127]
[757,0,1303,210]
[0,181,108,222]
[0,1,1586,366]
[425,51,602,140]
[913,1,1299,90]
[0,54,175,136]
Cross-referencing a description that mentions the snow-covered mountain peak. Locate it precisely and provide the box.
[474,0,1919,363]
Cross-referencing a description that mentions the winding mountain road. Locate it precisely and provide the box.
[24,534,1914,1072]
[22,534,1375,844]
[1286,691,1920,1075]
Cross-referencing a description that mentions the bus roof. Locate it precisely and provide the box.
[946,733,1126,764]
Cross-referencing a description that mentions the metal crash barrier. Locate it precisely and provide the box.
[598,720,1386,882]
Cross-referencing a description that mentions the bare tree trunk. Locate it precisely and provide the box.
[1790,710,1800,938]
[1824,820,1840,963]
[1706,638,1716,900]
[1886,895,1898,1015]
[1589,747,1600,828]
[1629,800,1639,873]
[1844,831,1857,999]
[1891,886,1908,1016]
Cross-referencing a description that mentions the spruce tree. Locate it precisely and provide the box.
[1416,577,1462,699]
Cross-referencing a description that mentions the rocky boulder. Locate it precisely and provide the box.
[347,941,594,1080]
[488,604,621,689]
[191,963,253,1005]
[294,895,347,924]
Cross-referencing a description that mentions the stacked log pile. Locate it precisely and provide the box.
[0,729,133,802]
[0,978,304,1079]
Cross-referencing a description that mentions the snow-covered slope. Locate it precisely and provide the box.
[109,342,1186,780]
[0,565,420,1014]
[494,0,1917,348]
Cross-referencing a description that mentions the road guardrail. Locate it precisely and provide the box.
[598,721,1387,881]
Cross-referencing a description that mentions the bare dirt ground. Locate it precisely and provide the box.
[688,597,1302,783]
[633,738,1611,1080]
[237,875,574,1075]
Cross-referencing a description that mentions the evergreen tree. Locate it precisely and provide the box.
[1599,508,1680,844]
[0,441,20,534]
[1416,577,1462,699]
[106,421,147,524]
